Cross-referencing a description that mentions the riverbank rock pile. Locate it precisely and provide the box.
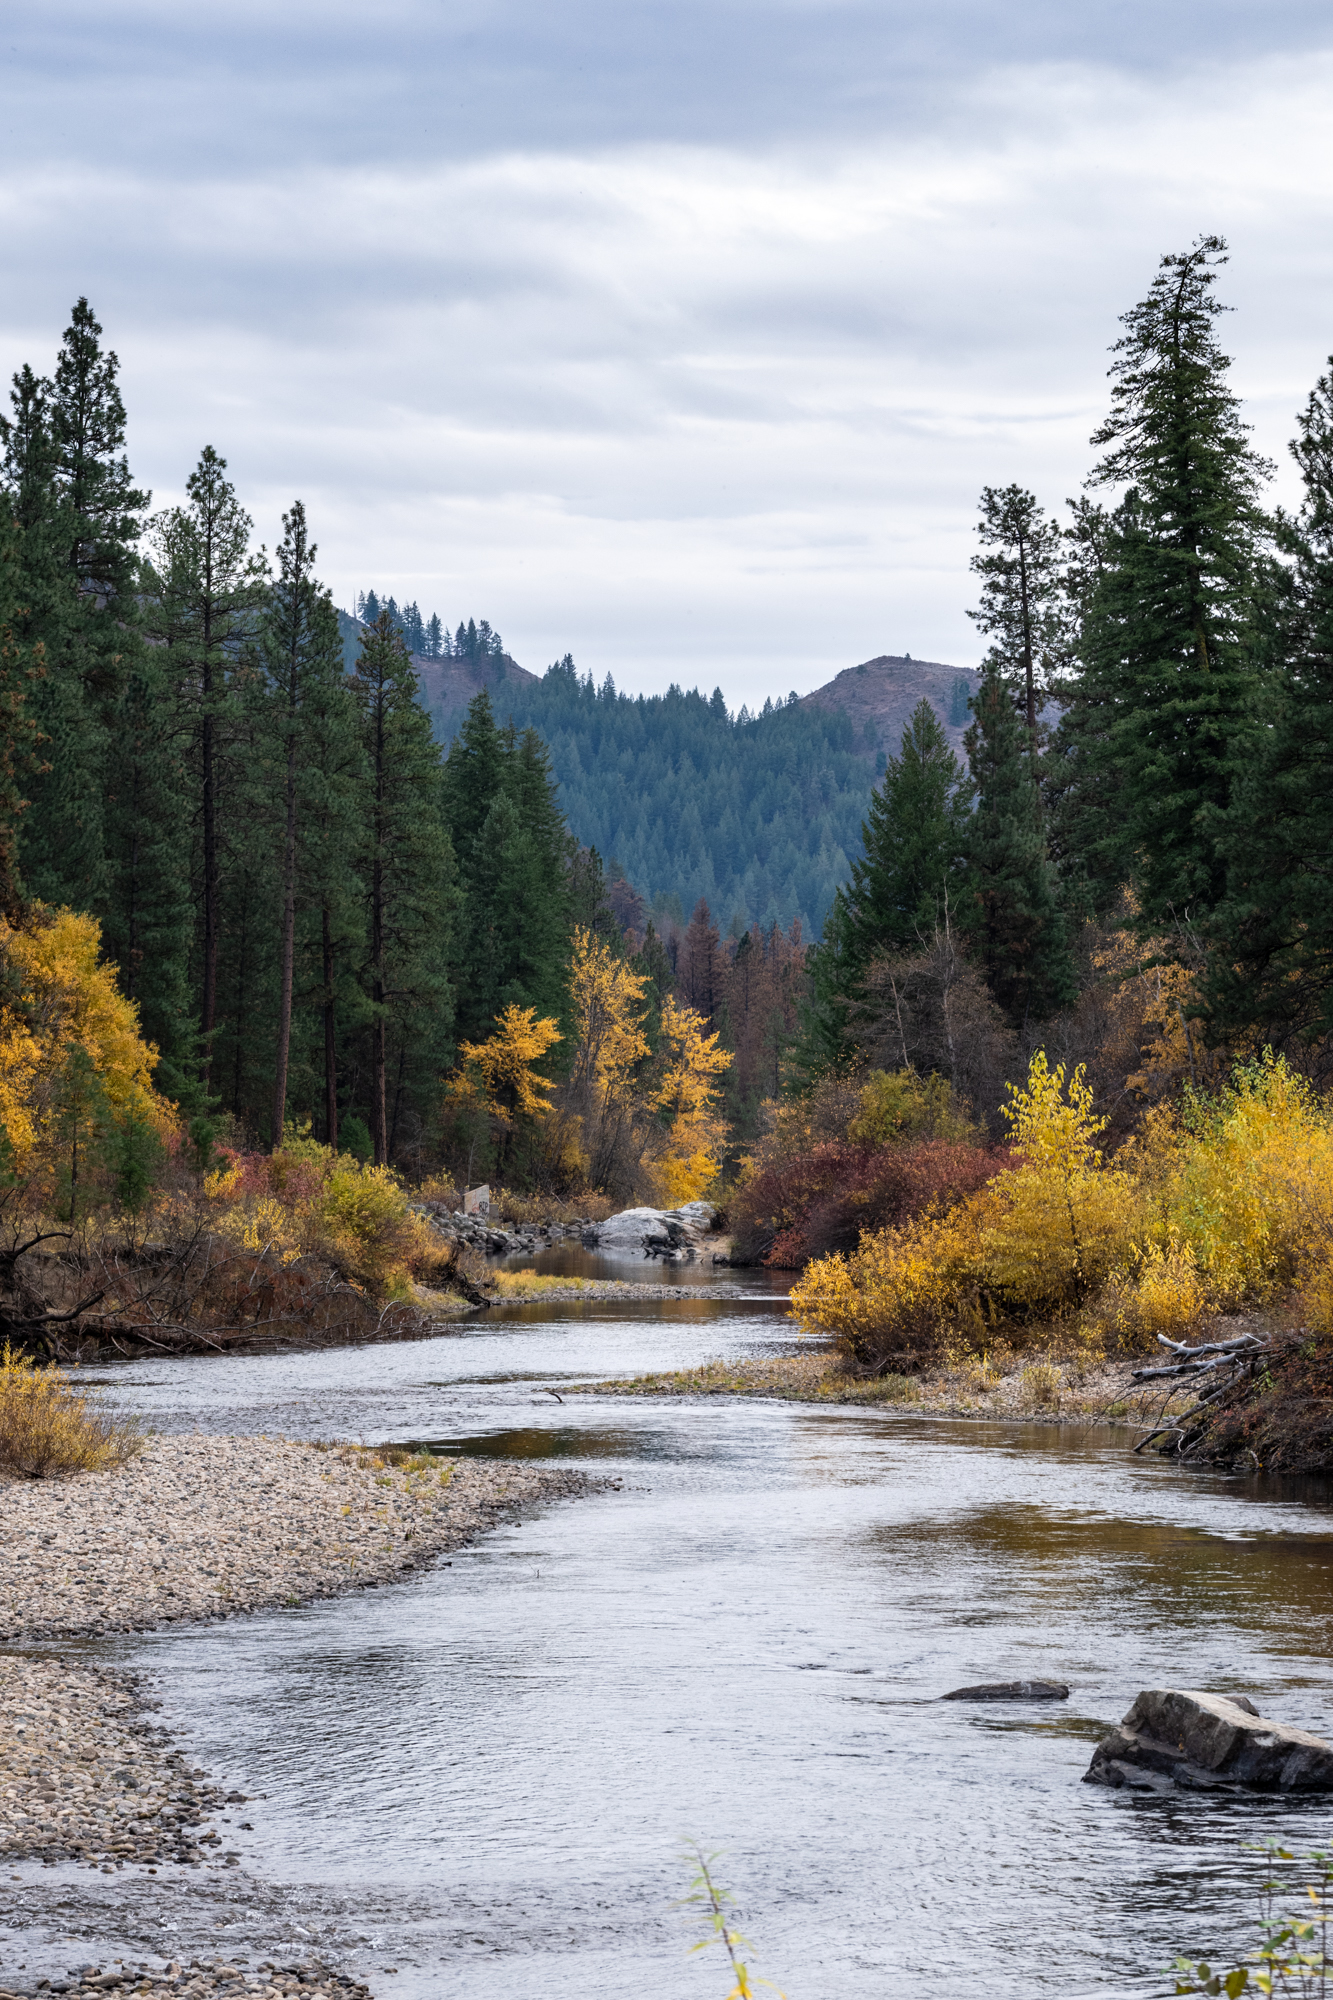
[412,1202,595,1258]
[0,1437,593,1641]
[0,1658,235,1871]
[414,1200,720,1262]
[0,1961,372,1998]
[1085,1689,1333,1792]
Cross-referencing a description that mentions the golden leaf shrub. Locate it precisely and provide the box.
[0,1343,142,1478]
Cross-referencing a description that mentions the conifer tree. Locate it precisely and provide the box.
[146,447,269,1088]
[350,612,454,1164]
[264,502,343,1143]
[680,898,724,1026]
[1064,236,1272,925]
[963,662,1074,1025]
[1,302,150,916]
[1205,360,1333,1040]
[967,484,1066,751]
[0,515,48,919]
[791,700,971,1074]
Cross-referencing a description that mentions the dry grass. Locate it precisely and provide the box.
[494,1189,617,1226]
[0,1344,143,1478]
[573,1342,1166,1424]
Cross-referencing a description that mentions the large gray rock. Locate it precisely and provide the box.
[588,1204,716,1259]
[1085,1689,1333,1793]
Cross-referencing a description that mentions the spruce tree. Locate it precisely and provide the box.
[1,302,150,916]
[1205,360,1333,1040]
[1065,235,1271,925]
[967,484,1066,751]
[263,502,344,1143]
[146,447,269,1088]
[791,700,971,1073]
[350,612,454,1165]
[963,662,1074,1025]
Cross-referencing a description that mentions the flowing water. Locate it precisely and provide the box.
[13,1288,1333,1998]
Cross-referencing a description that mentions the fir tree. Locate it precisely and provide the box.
[1065,235,1272,926]
[1205,359,1333,1041]
[264,502,343,1143]
[963,662,1074,1025]
[145,446,269,1089]
[967,484,1065,753]
[790,700,971,1073]
[349,612,454,1164]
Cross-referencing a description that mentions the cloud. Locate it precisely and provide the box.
[2,36,1333,699]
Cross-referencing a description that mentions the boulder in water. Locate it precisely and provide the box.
[1084,1689,1333,1792]
[942,1679,1069,1702]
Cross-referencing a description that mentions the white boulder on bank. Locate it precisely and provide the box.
[589,1203,717,1259]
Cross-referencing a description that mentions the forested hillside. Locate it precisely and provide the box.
[338,604,979,938]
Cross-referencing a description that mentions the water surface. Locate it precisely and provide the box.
[45,1305,1333,1995]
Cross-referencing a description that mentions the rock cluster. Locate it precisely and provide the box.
[413,1203,594,1258]
[1085,1688,1333,1792]
[0,1960,371,1998]
[0,1436,592,1641]
[0,1657,236,1872]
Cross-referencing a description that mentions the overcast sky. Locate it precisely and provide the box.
[4,2,1333,701]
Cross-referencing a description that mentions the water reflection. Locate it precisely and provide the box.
[75,1305,1333,1998]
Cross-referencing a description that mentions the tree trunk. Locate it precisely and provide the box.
[322,903,337,1150]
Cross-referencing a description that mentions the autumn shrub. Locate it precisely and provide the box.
[1154,1053,1333,1306]
[791,1054,1144,1370]
[732,1138,1006,1269]
[1088,1240,1213,1353]
[204,1132,447,1297]
[0,1343,142,1477]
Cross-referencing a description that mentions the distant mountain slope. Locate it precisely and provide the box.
[337,612,974,937]
[800,653,978,756]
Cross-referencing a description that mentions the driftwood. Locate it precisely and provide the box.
[1131,1330,1270,1456]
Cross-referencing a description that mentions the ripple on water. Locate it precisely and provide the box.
[59,1299,1333,1999]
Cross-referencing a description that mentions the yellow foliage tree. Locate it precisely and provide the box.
[566,926,651,1189]
[650,995,731,1205]
[453,1004,563,1174]
[0,909,172,1202]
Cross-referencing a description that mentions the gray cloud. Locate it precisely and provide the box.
[3,15,1332,699]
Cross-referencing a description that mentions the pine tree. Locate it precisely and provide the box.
[0,514,49,919]
[963,662,1074,1025]
[350,612,454,1165]
[789,701,971,1075]
[1205,360,1333,1041]
[145,447,269,1089]
[2,302,150,916]
[967,484,1066,752]
[264,502,344,1143]
[1064,235,1272,925]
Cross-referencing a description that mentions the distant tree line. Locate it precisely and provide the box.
[350,591,508,665]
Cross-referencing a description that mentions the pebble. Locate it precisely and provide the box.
[0,1435,591,1641]
[0,1957,372,1998]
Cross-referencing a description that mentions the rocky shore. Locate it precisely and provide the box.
[1,1436,592,1641]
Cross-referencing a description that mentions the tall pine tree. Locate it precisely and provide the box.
[967,484,1066,752]
[350,612,454,1165]
[1063,235,1271,927]
[1205,359,1333,1042]
[963,662,1073,1026]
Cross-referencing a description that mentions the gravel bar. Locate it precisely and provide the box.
[0,1959,370,1999]
[1,1435,593,1641]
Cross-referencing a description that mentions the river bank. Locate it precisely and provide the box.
[1,1435,596,1642]
[571,1344,1156,1425]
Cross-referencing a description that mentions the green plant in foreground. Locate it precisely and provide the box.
[679,1844,786,1999]
[1172,1843,1333,1996]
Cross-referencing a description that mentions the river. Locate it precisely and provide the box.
[25,1283,1333,1998]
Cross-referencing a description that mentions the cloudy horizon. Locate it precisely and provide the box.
[5,2,1333,702]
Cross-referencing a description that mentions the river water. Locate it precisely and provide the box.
[25,1287,1333,1998]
